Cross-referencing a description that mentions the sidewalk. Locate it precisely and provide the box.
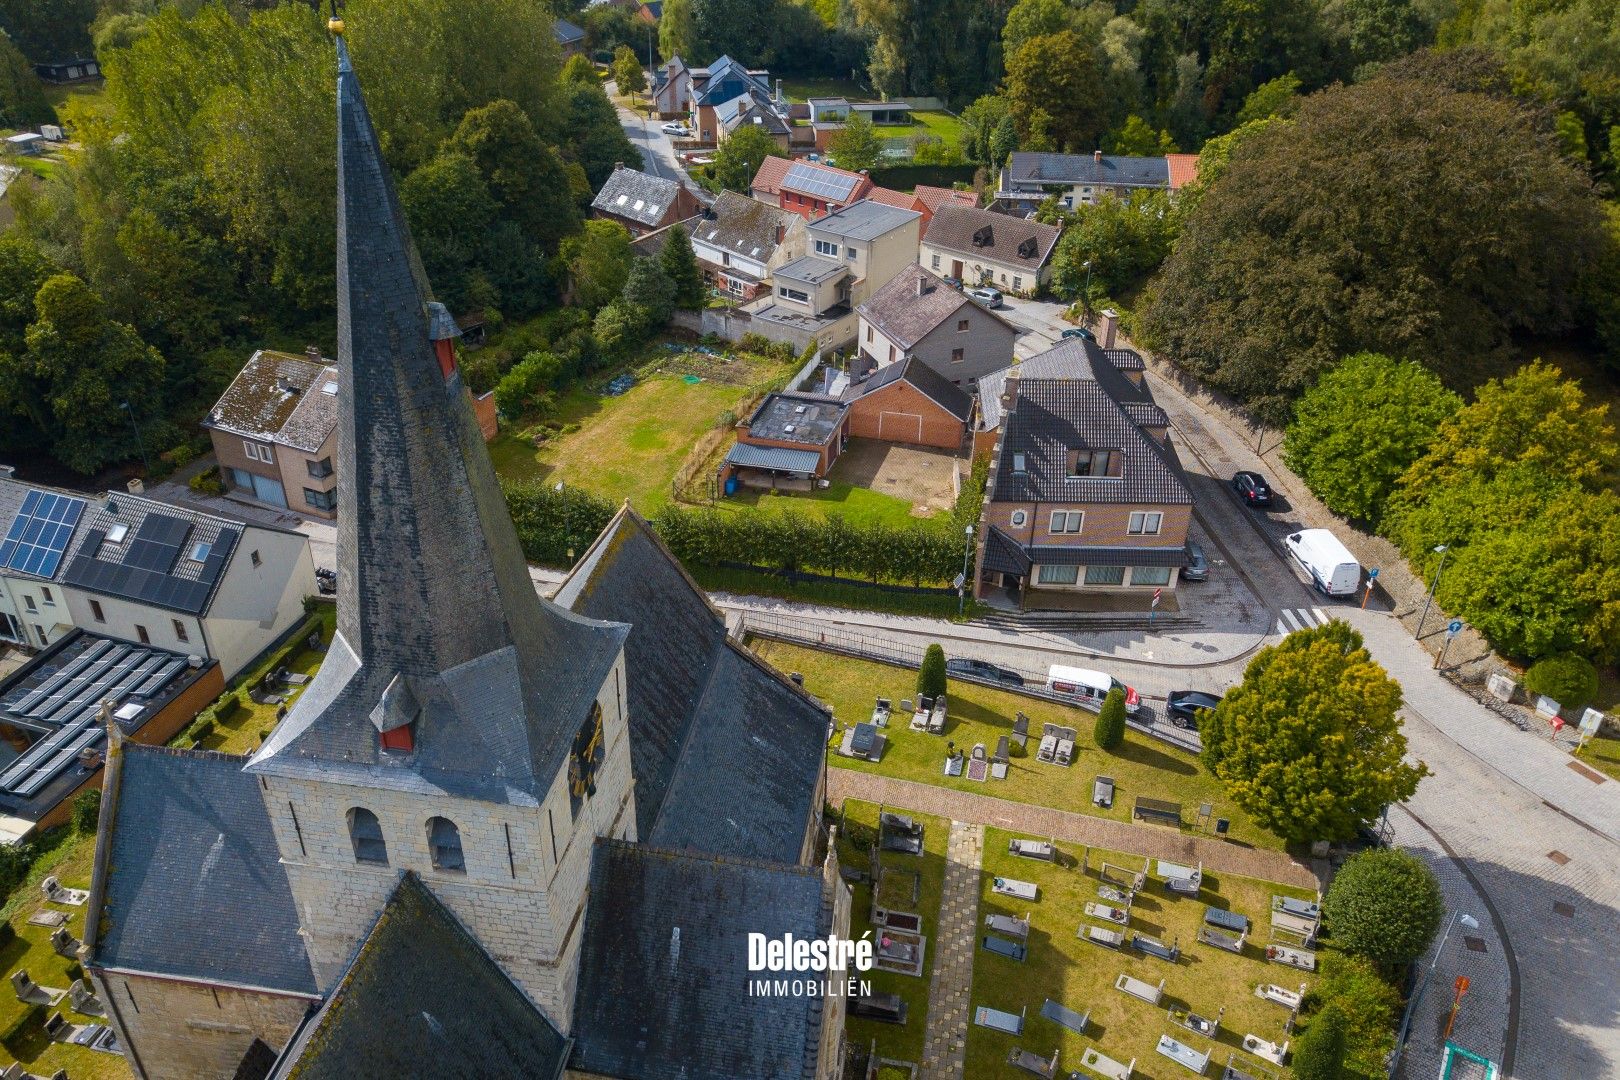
[919,822,982,1080]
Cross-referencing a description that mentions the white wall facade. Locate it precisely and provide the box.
[0,575,74,648]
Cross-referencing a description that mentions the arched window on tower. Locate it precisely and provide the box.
[427,816,465,873]
[347,807,387,865]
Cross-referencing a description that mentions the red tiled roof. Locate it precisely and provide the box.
[865,186,919,211]
[913,185,977,215]
[749,155,794,197]
[1165,153,1199,190]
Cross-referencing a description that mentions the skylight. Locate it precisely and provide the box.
[322,381,339,395]
[106,523,129,545]
[188,541,211,563]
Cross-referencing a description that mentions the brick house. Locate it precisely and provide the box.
[591,164,703,238]
[865,184,977,227]
[723,392,851,487]
[974,339,1192,608]
[842,355,973,450]
[856,263,1016,387]
[205,349,341,518]
[750,157,874,219]
[996,149,1176,212]
[921,204,1061,297]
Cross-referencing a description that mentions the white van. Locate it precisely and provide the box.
[1284,529,1361,597]
[1046,665,1140,715]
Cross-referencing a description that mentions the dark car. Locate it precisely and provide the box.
[942,275,963,290]
[1166,690,1221,730]
[1182,540,1209,582]
[945,657,1025,687]
[1061,327,1096,342]
[1232,470,1273,507]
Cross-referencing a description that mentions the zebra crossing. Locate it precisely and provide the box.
[1275,606,1333,635]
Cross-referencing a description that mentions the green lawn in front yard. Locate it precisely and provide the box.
[750,642,1284,851]
[489,373,757,512]
[780,77,869,102]
[1579,732,1620,782]
[966,828,1315,1079]
[874,111,966,152]
[716,481,922,528]
[0,831,131,1080]
[192,607,337,756]
[836,799,948,1066]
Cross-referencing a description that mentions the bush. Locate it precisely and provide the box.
[1323,848,1445,967]
[1093,687,1126,750]
[1292,1004,1349,1080]
[917,644,947,699]
[1523,653,1599,711]
[215,695,243,722]
[191,719,215,744]
[165,442,199,469]
[1307,953,1402,1075]
[188,466,223,496]
[0,838,36,898]
[71,790,100,836]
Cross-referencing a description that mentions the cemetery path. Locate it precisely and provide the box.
[919,821,982,1079]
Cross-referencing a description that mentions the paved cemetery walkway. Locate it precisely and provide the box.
[828,770,1319,889]
[919,821,983,1079]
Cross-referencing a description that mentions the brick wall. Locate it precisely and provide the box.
[985,500,1190,549]
[845,381,964,450]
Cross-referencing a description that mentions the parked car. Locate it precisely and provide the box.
[945,657,1025,687]
[1166,690,1221,730]
[1046,665,1140,715]
[660,121,692,136]
[967,286,1003,308]
[942,275,964,290]
[1232,470,1272,506]
[1061,327,1096,342]
[1093,775,1115,809]
[1182,540,1209,582]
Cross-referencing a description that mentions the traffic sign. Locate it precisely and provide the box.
[1368,567,1379,579]
[1447,619,1463,638]
[1152,588,1162,607]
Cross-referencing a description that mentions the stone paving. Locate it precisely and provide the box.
[827,770,1318,889]
[919,821,982,1080]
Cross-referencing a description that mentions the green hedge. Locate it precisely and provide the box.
[868,164,976,191]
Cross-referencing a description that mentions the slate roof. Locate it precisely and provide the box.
[631,214,704,259]
[270,874,569,1079]
[91,744,316,994]
[692,190,794,263]
[247,40,629,806]
[593,165,685,229]
[717,91,789,135]
[994,375,1192,505]
[923,205,1060,269]
[810,199,919,241]
[277,367,340,453]
[857,263,1013,351]
[845,355,973,422]
[204,351,329,443]
[977,337,1147,430]
[554,509,827,862]
[570,840,831,1079]
[693,55,772,106]
[982,526,1031,575]
[1005,152,1171,189]
[553,18,585,45]
[59,493,244,617]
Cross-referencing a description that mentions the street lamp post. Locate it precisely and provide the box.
[1081,260,1094,325]
[555,480,573,567]
[958,524,974,615]
[1389,910,1479,1075]
[1416,543,1449,640]
[119,401,150,476]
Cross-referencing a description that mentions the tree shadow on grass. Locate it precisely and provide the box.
[1112,738,1198,777]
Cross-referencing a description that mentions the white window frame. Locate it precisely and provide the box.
[1127,511,1163,536]
[1012,276,1022,292]
[931,253,941,270]
[1010,510,1028,527]
[242,439,273,464]
[1049,510,1084,534]
[814,239,839,258]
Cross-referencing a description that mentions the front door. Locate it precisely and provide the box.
[951,260,963,279]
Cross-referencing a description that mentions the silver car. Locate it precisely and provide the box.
[967,286,1003,308]
[1183,540,1209,582]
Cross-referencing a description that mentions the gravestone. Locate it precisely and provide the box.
[1487,673,1516,702]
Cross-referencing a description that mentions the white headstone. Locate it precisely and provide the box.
[1487,673,1516,702]
[1534,695,1562,719]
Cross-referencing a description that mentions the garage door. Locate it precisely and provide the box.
[878,412,923,444]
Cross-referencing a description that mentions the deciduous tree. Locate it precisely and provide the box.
[1321,848,1444,967]
[659,0,695,60]
[563,220,633,311]
[612,45,646,95]
[1004,31,1106,152]
[828,112,881,172]
[713,122,786,193]
[1199,621,1425,843]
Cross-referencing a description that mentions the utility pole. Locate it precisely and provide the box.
[1416,543,1449,639]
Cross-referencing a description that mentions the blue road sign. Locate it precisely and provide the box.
[1447,619,1463,637]
[1368,567,1380,579]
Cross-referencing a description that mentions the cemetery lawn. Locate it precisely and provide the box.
[836,800,948,1067]
[751,642,1284,851]
[965,828,1317,1079]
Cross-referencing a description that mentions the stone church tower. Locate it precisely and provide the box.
[243,38,635,1026]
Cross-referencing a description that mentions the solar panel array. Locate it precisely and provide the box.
[0,491,86,579]
[61,512,238,615]
[784,162,859,203]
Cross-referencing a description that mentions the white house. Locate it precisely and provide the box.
[0,469,90,649]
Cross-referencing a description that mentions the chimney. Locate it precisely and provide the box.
[859,169,868,177]
[614,161,624,171]
[916,274,925,297]
[126,478,144,495]
[1094,149,1102,164]
[1099,308,1119,349]
[775,223,785,244]
[305,345,321,362]
[1000,369,1020,418]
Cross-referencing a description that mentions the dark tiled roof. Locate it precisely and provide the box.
[858,264,1013,352]
[1104,347,1145,371]
[1006,152,1170,188]
[719,91,789,135]
[977,338,1146,430]
[555,510,827,861]
[60,493,242,616]
[693,55,772,106]
[570,840,830,1079]
[277,366,340,453]
[846,355,973,422]
[982,526,1030,575]
[593,165,685,228]
[1124,401,1168,429]
[553,18,584,44]
[692,190,794,262]
[205,351,328,442]
[249,43,628,805]
[924,205,1060,269]
[271,875,569,1080]
[92,745,315,994]
[1028,544,1187,566]
[994,375,1192,505]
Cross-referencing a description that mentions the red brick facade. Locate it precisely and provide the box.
[845,380,966,450]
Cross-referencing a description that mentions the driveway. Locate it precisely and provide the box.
[826,439,961,516]
[992,296,1075,359]
[606,79,699,194]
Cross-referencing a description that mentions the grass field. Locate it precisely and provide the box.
[489,373,757,512]
[717,481,922,528]
[750,642,1284,850]
[1579,732,1620,781]
[836,799,948,1066]
[875,111,966,152]
[966,827,1315,1079]
[780,77,869,102]
[698,566,969,618]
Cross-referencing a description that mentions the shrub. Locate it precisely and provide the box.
[1307,953,1402,1075]
[71,790,100,836]
[188,466,223,496]
[191,719,215,744]
[1093,687,1126,750]
[917,644,947,699]
[1523,653,1599,711]
[0,838,36,898]
[1292,1004,1349,1080]
[214,695,242,721]
[1323,848,1445,967]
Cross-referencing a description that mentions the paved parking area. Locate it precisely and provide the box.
[829,439,963,515]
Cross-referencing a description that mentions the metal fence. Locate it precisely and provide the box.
[736,610,1201,754]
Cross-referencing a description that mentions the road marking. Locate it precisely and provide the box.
[1275,607,1331,635]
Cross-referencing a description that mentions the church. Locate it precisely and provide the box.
[79,29,846,1080]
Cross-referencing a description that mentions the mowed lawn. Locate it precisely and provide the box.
[750,642,1284,851]
[718,481,921,528]
[836,800,948,1066]
[875,111,966,152]
[967,828,1317,1079]
[489,374,746,512]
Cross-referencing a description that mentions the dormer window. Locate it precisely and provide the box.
[1067,449,1121,478]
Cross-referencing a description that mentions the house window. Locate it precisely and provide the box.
[951,348,964,364]
[250,550,261,568]
[778,286,809,303]
[846,245,858,261]
[1012,276,1022,292]
[957,320,969,332]
[349,808,388,865]
[814,239,838,257]
[1068,449,1119,478]
[1049,511,1083,534]
[931,254,941,270]
[1010,510,1028,527]
[89,599,105,622]
[1131,566,1172,586]
[1037,564,1079,585]
[135,624,150,644]
[33,624,46,646]
[242,440,273,464]
[721,252,731,267]
[173,620,188,642]
[427,817,465,873]
[40,587,52,606]
[304,488,338,512]
[22,595,36,613]
[307,457,334,479]
[1084,565,1126,586]
[866,326,873,343]
[1127,511,1163,536]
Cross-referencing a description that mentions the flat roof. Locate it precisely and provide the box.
[745,392,847,445]
[811,199,920,241]
[775,255,848,285]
